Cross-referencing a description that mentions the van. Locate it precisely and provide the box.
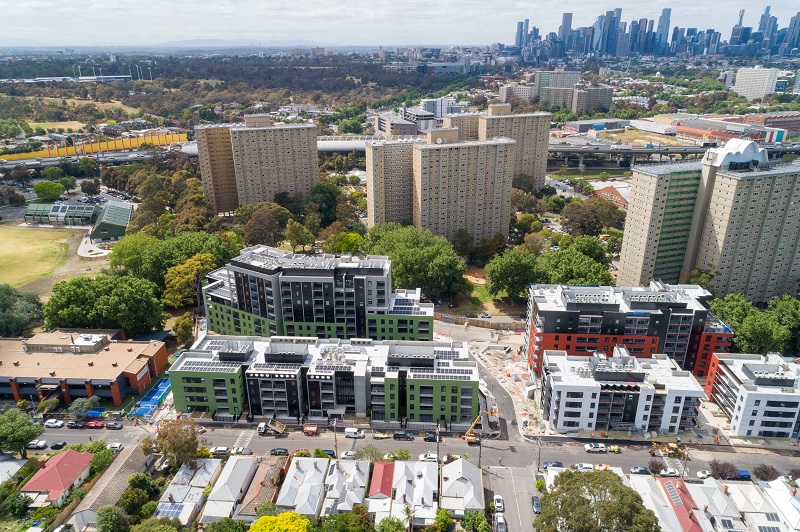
[344,428,364,439]
[257,422,267,435]
[210,446,230,458]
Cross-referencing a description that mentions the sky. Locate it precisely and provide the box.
[1,0,798,47]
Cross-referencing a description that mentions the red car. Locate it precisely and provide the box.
[86,421,105,429]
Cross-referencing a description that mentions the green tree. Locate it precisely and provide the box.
[244,207,287,247]
[434,509,452,532]
[131,517,182,532]
[80,157,100,177]
[286,219,315,251]
[546,196,565,214]
[97,504,129,532]
[143,418,199,468]
[33,180,65,200]
[81,178,101,196]
[128,472,160,497]
[560,201,603,237]
[139,501,158,520]
[41,166,65,181]
[376,517,405,532]
[324,232,363,254]
[391,449,411,461]
[571,236,610,266]
[5,491,32,518]
[162,253,217,307]
[558,234,574,249]
[523,233,547,255]
[119,488,151,516]
[752,463,780,481]
[36,398,60,414]
[363,224,465,298]
[689,265,720,297]
[768,295,800,355]
[255,501,282,517]
[174,312,194,347]
[0,408,44,458]
[538,248,613,285]
[90,448,114,476]
[59,175,78,192]
[460,511,490,532]
[485,247,539,300]
[452,229,474,258]
[709,294,758,331]
[606,233,623,256]
[69,396,101,418]
[308,182,342,226]
[338,118,365,134]
[353,444,384,462]
[251,512,313,532]
[206,518,249,532]
[534,470,659,532]
[44,275,167,335]
[584,197,625,229]
[0,283,42,337]
[110,233,162,277]
[736,312,789,354]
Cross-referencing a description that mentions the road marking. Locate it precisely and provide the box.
[234,429,254,449]
[508,467,525,532]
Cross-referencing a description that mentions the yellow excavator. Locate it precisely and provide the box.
[464,408,498,444]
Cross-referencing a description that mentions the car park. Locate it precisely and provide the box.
[493,495,505,512]
[50,441,67,450]
[423,432,442,443]
[542,461,563,469]
[340,451,356,459]
[108,443,124,453]
[269,448,289,456]
[86,421,104,429]
[584,443,607,453]
[660,468,680,477]
[67,420,86,429]
[419,453,438,463]
[44,419,64,428]
[106,421,123,430]
[630,466,651,475]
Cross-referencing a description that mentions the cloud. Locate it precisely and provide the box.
[1,0,796,46]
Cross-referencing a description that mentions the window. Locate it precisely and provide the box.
[754,400,760,406]
[670,416,678,423]
[672,406,680,413]
[674,396,682,403]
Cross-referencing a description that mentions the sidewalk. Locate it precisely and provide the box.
[77,234,112,257]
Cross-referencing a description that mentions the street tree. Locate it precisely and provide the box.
[41,166,64,181]
[0,283,43,337]
[752,464,780,481]
[119,488,150,516]
[69,396,101,418]
[709,460,738,480]
[36,398,60,414]
[81,178,101,196]
[648,458,666,475]
[250,512,313,532]
[535,470,659,532]
[376,517,405,532]
[96,505,128,532]
[0,408,44,458]
[162,253,217,307]
[571,236,611,266]
[485,247,539,300]
[33,181,65,201]
[59,175,78,192]
[206,518,249,532]
[538,248,613,285]
[174,312,194,347]
[354,445,384,462]
[143,418,199,468]
[285,219,315,252]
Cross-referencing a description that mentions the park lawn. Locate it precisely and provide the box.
[22,96,139,115]
[0,225,74,287]
[29,120,86,132]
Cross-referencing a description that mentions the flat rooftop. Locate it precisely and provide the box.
[633,161,703,176]
[231,246,389,273]
[529,281,711,313]
[715,353,800,393]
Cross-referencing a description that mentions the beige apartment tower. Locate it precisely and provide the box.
[442,113,481,141]
[196,115,319,213]
[618,140,800,304]
[412,129,516,242]
[478,104,551,190]
[365,139,416,226]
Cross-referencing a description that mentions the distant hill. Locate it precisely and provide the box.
[0,37,49,47]
[156,38,328,47]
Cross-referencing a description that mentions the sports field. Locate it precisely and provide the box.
[0,225,74,287]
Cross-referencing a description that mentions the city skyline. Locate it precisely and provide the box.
[2,1,798,48]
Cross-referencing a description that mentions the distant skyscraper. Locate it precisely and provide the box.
[788,12,800,49]
[655,8,671,55]
[515,21,525,48]
[758,6,771,32]
[559,13,573,42]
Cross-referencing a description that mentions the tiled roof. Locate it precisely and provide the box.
[22,450,92,501]
[237,456,288,517]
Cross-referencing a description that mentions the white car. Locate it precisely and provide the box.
[584,443,607,453]
[660,468,680,477]
[418,453,438,463]
[108,443,124,453]
[493,494,505,512]
[573,463,595,472]
[340,451,356,459]
[44,419,64,428]
[27,440,47,449]
[697,470,713,479]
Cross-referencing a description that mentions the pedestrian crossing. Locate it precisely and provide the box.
[234,429,254,449]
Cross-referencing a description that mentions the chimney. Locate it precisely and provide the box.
[127,347,133,352]
[422,496,425,505]
[403,494,407,503]
[168,493,174,503]
[49,371,56,376]
[88,362,94,366]
[112,362,118,367]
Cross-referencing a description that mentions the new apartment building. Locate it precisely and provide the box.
[620,140,800,304]
[523,282,733,376]
[705,353,800,438]
[535,69,583,92]
[541,348,704,433]
[412,129,516,242]
[733,67,780,101]
[479,104,551,189]
[170,336,480,427]
[196,115,318,214]
[203,246,433,341]
[365,139,416,226]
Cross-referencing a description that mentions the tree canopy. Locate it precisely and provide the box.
[538,248,614,285]
[709,294,794,354]
[33,180,65,200]
[363,224,466,298]
[251,512,313,532]
[0,283,42,337]
[0,408,44,458]
[162,252,217,307]
[44,275,167,335]
[485,247,539,300]
[142,418,199,468]
[535,470,660,532]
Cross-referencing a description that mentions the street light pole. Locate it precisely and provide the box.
[332,419,338,458]
[536,435,542,471]
[478,438,482,468]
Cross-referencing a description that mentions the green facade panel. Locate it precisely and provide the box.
[170,368,247,415]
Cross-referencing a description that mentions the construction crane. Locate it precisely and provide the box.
[464,408,498,444]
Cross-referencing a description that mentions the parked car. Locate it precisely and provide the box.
[44,419,64,428]
[736,470,752,481]
[106,422,123,430]
[697,470,713,479]
[340,451,356,459]
[494,514,507,532]
[493,495,505,512]
[532,495,542,514]
[448,303,459,308]
[479,312,492,318]
[630,466,651,475]
[86,421,104,429]
[232,447,252,455]
[67,420,86,429]
[660,468,680,477]
[211,446,231,458]
[584,443,607,453]
[465,313,478,318]
[108,443,124,453]
[419,453,438,463]
[392,431,414,441]
[542,461,563,469]
[373,431,392,439]
[50,441,67,450]
[572,463,595,472]
[27,440,47,449]
[269,448,289,456]
[423,432,442,443]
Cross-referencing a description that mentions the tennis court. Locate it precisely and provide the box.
[129,378,171,419]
